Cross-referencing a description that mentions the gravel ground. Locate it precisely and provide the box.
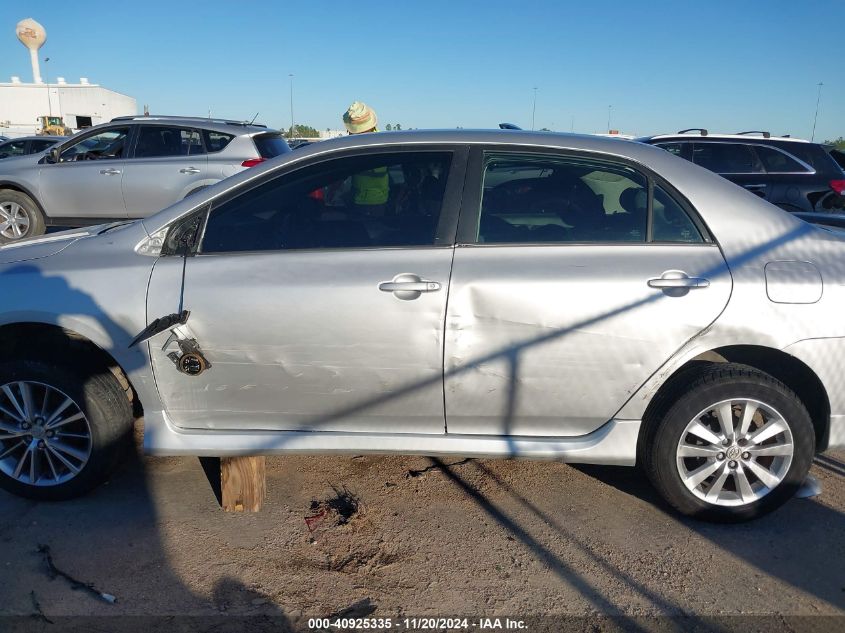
[0,427,843,631]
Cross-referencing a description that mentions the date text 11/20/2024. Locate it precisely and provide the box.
[307,617,528,630]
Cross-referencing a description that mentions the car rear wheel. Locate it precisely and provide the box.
[0,190,46,243]
[642,364,814,522]
[0,360,133,500]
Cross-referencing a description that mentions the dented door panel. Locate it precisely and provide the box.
[145,248,452,433]
[444,243,732,436]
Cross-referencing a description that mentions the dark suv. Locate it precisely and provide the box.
[638,130,845,212]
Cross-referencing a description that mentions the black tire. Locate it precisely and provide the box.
[0,189,46,243]
[641,363,814,523]
[0,359,133,500]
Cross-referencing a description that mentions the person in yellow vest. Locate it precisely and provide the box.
[342,101,389,215]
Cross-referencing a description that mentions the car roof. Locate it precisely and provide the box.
[110,115,275,135]
[0,135,66,142]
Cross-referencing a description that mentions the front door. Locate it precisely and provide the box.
[38,126,130,219]
[444,149,732,436]
[145,148,464,433]
[122,125,209,217]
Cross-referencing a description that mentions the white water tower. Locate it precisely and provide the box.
[15,18,47,84]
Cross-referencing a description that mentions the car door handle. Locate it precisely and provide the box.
[742,184,767,190]
[180,167,201,174]
[99,168,121,175]
[378,274,441,300]
[379,281,441,292]
[648,271,710,289]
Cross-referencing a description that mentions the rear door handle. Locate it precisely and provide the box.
[99,168,121,175]
[180,167,201,174]
[648,270,710,289]
[379,274,441,300]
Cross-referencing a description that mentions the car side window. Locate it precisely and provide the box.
[692,142,759,174]
[201,152,452,253]
[754,146,809,173]
[203,130,234,153]
[135,126,204,158]
[30,140,57,153]
[59,127,130,162]
[652,185,704,243]
[476,154,648,244]
[655,142,687,158]
[0,140,26,158]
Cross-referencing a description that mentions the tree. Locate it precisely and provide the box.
[385,123,392,131]
[824,137,845,150]
[394,123,402,131]
[286,124,320,138]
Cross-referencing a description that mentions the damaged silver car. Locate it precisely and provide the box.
[0,129,843,522]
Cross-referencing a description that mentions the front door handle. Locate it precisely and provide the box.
[378,273,441,300]
[648,270,710,289]
[180,167,201,174]
[99,168,121,175]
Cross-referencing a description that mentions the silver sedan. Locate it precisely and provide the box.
[0,129,842,522]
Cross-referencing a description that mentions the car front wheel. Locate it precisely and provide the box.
[0,360,133,500]
[642,364,814,522]
[0,190,46,243]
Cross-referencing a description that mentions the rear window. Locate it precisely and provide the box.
[253,133,290,159]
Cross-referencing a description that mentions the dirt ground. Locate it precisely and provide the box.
[0,427,844,631]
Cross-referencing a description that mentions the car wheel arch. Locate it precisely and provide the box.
[0,182,48,218]
[638,344,830,457]
[0,322,141,416]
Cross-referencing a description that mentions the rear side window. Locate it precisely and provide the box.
[202,130,234,153]
[652,185,704,243]
[692,143,758,174]
[475,153,705,245]
[253,133,290,159]
[828,149,845,171]
[477,155,648,244]
[30,139,58,153]
[755,146,809,173]
[135,126,204,158]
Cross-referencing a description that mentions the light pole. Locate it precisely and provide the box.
[44,56,51,117]
[811,82,823,142]
[289,73,295,138]
[607,104,612,133]
[531,87,538,131]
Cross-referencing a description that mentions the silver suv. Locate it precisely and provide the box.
[0,115,288,242]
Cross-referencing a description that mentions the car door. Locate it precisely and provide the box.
[444,148,732,437]
[145,146,465,433]
[37,126,130,219]
[121,125,209,217]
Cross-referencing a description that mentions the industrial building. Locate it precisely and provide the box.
[0,18,137,137]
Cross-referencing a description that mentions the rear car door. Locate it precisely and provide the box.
[145,146,465,432]
[37,126,130,219]
[444,148,732,436]
[122,125,209,217]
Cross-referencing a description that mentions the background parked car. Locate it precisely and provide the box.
[639,130,845,212]
[0,115,289,242]
[0,135,66,160]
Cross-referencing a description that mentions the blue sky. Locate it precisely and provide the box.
[1,0,842,140]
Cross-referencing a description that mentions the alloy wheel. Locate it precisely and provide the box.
[0,201,30,239]
[676,398,794,507]
[0,381,92,486]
